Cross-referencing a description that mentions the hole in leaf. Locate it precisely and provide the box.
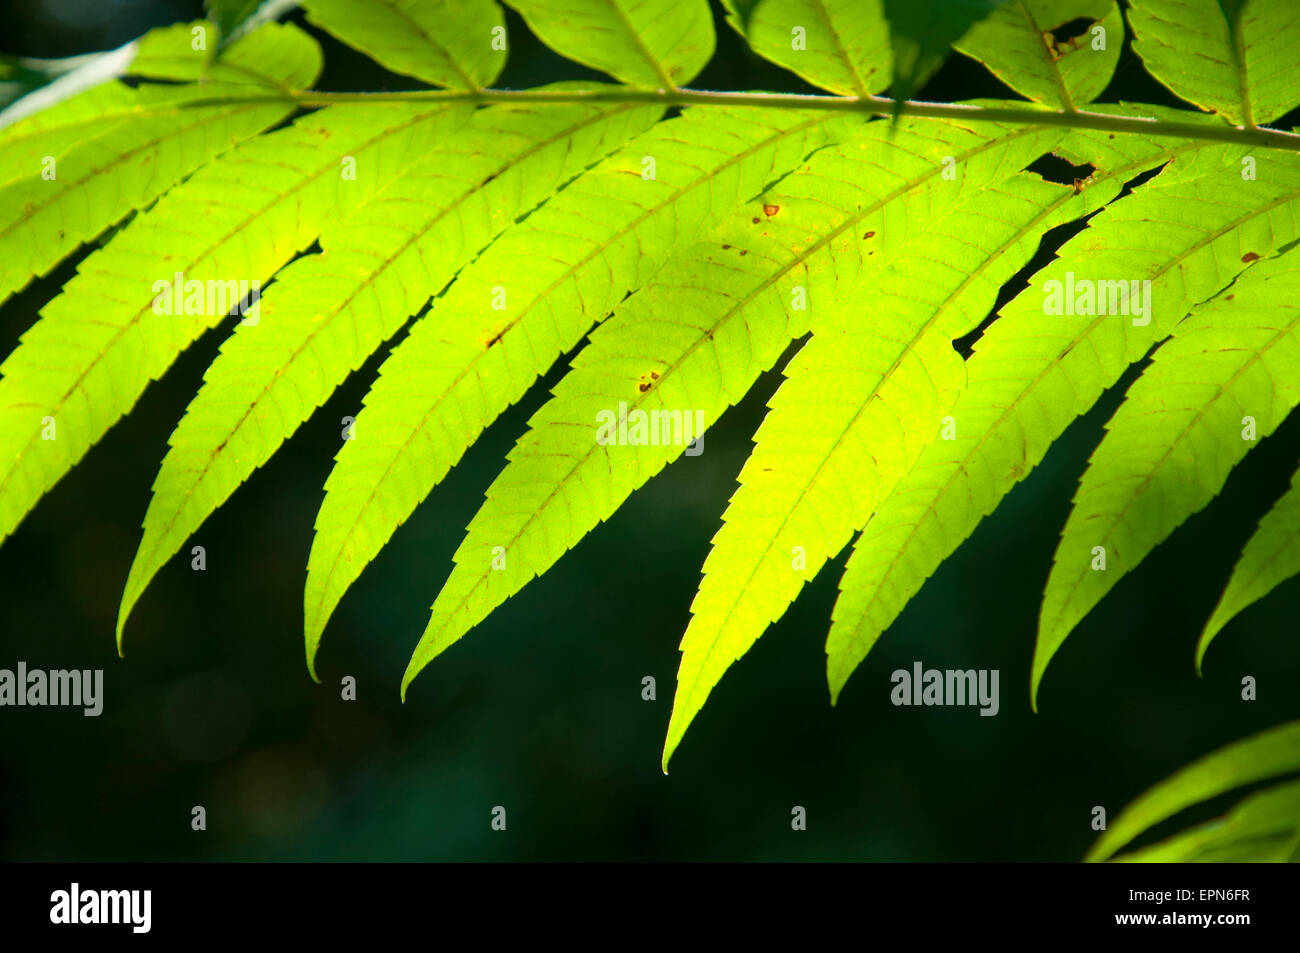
[1027,154,1097,187]
[1046,17,1095,57]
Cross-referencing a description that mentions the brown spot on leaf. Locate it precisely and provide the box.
[752,217,760,224]
[739,249,748,256]
[637,381,651,393]
[863,230,876,239]
[485,328,506,349]
[763,203,780,217]
[1242,252,1261,263]
[722,244,731,250]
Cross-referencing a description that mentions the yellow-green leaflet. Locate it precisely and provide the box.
[1088,721,1300,862]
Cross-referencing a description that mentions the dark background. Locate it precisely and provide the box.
[0,0,1297,861]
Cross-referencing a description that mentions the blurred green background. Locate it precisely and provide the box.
[1,0,1298,862]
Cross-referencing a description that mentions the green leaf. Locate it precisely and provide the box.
[1087,720,1300,862]
[883,0,1003,105]
[305,106,857,673]
[126,20,223,80]
[205,0,265,40]
[1199,459,1300,670]
[0,15,280,168]
[1128,0,1300,126]
[0,21,322,307]
[117,94,662,649]
[400,218,820,700]
[1112,778,1300,862]
[955,0,1121,108]
[503,0,715,87]
[400,117,1019,712]
[718,0,762,32]
[0,85,251,195]
[1035,246,1300,699]
[0,102,462,552]
[213,0,304,45]
[303,0,506,89]
[667,325,965,766]
[723,0,893,97]
[666,121,1095,766]
[0,55,146,180]
[825,126,1300,706]
[388,116,1088,763]
[4,0,1300,774]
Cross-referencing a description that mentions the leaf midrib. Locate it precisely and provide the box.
[1225,0,1255,127]
[1015,0,1075,110]
[811,0,870,99]
[604,0,677,89]
[375,0,480,90]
